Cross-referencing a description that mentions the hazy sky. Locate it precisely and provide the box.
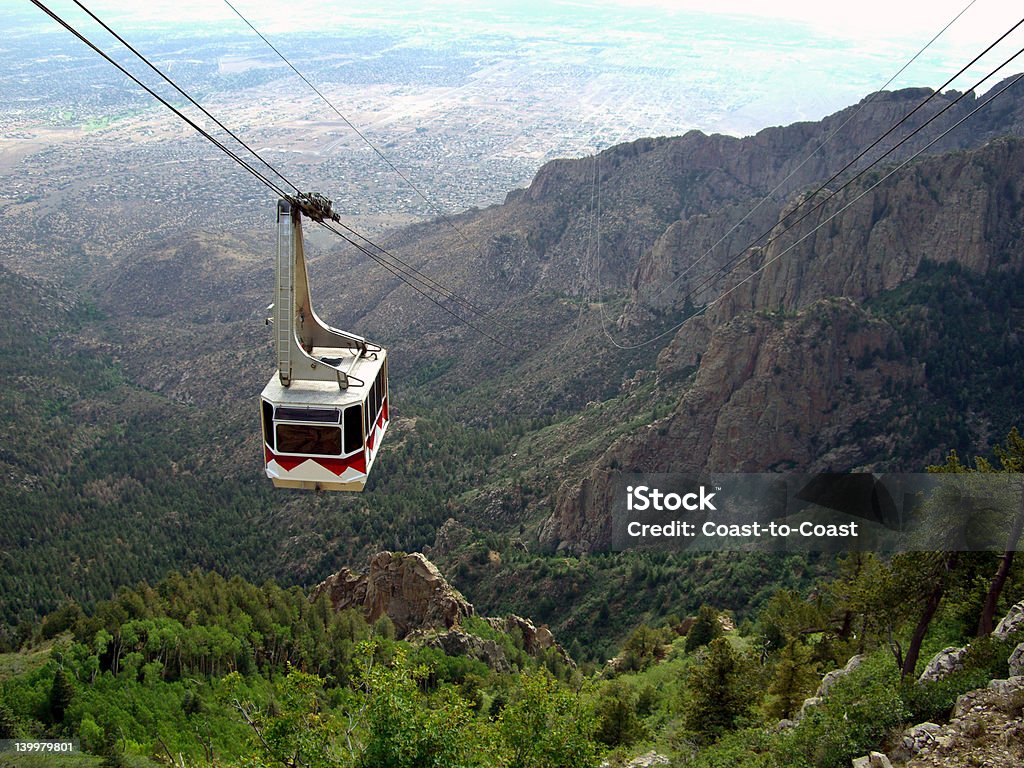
[8,0,1018,46]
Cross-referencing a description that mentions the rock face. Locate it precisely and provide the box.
[541,298,921,551]
[540,131,1024,553]
[310,551,473,638]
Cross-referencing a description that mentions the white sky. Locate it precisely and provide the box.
[615,0,1017,47]
[7,0,1019,46]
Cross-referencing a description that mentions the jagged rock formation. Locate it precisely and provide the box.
[311,552,573,669]
[310,551,473,638]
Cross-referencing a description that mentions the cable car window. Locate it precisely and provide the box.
[262,400,274,448]
[275,424,342,455]
[275,406,340,423]
[344,404,363,455]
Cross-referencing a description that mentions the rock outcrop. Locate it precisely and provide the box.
[486,614,556,656]
[312,552,574,669]
[406,628,512,673]
[901,677,1024,767]
[1009,643,1024,677]
[310,551,473,638]
[624,751,671,768]
[993,600,1024,640]
[794,654,864,722]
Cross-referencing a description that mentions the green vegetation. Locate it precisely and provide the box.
[865,262,1024,462]
[3,428,1022,768]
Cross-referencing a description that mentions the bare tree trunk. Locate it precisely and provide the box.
[902,552,959,680]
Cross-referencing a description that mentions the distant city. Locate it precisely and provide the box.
[0,1,1011,246]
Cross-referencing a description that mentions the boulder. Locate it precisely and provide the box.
[900,722,941,755]
[625,751,671,767]
[851,752,892,768]
[1008,642,1024,677]
[993,600,1024,640]
[918,646,968,684]
[817,654,865,698]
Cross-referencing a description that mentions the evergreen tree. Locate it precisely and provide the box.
[930,427,1024,635]
[764,639,817,720]
[0,698,17,738]
[685,605,722,653]
[48,665,74,725]
[595,679,644,747]
[683,638,753,743]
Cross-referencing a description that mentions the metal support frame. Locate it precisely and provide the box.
[275,198,368,389]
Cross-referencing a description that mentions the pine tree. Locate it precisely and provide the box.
[685,605,722,653]
[48,666,74,725]
[764,639,817,720]
[683,638,753,743]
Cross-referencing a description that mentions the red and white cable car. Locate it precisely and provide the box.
[260,196,388,491]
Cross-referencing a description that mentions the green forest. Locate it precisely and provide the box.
[2,430,1022,767]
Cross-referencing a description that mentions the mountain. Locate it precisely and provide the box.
[2,77,1024,637]
[543,133,1024,551]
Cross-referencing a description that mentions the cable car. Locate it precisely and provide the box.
[260,195,388,491]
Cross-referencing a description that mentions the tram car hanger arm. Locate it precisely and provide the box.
[259,196,389,492]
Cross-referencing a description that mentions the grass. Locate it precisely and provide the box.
[0,754,103,768]
[0,642,55,684]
